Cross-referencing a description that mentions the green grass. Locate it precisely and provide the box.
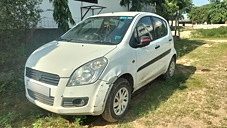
[0,39,227,127]
[191,26,227,38]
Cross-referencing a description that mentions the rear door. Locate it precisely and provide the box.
[152,17,172,70]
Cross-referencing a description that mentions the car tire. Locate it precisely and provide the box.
[162,57,176,80]
[102,78,131,122]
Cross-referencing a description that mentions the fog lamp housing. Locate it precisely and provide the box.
[72,98,89,107]
[62,97,89,107]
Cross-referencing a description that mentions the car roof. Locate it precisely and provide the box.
[92,12,158,17]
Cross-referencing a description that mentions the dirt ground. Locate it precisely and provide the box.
[172,30,192,38]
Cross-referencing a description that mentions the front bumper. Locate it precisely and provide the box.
[25,77,111,115]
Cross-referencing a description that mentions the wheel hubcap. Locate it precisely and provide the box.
[113,87,129,116]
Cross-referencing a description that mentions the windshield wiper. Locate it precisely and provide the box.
[56,38,85,43]
[93,40,116,45]
[56,38,74,42]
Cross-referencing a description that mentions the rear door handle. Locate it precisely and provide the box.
[155,45,160,49]
[169,39,172,42]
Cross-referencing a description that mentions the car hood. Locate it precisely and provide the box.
[26,41,116,77]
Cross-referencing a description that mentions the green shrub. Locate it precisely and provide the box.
[0,0,42,52]
[191,26,227,38]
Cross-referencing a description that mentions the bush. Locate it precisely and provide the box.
[0,0,42,51]
[191,26,227,38]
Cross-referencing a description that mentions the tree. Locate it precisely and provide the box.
[119,0,193,38]
[120,0,144,11]
[149,0,166,16]
[119,0,187,17]
[209,0,221,4]
[0,0,42,50]
[209,0,227,23]
[188,0,227,24]
[161,0,179,22]
[120,0,130,10]
[187,6,201,24]
[188,5,209,24]
[49,0,75,32]
[160,0,192,37]
[130,0,143,11]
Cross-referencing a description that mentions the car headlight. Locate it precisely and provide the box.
[67,57,108,86]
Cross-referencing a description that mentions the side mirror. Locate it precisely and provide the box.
[138,36,151,47]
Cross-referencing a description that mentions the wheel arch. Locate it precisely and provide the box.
[100,73,134,114]
[119,73,134,93]
[172,54,177,62]
[101,74,133,122]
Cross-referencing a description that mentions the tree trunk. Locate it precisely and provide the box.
[171,19,174,28]
[174,12,178,36]
[178,15,180,38]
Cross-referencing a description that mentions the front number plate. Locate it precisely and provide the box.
[27,80,50,97]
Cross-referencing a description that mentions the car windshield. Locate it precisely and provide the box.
[58,16,134,45]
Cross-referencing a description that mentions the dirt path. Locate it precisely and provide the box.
[180,30,192,38]
[171,30,192,38]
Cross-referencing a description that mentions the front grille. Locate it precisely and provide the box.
[26,67,60,86]
[28,89,54,106]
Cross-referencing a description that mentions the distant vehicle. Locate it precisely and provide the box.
[25,12,176,122]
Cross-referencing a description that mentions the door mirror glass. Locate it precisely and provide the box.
[138,36,150,47]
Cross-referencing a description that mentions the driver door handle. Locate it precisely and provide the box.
[155,45,160,49]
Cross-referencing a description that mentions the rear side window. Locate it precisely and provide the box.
[152,17,168,39]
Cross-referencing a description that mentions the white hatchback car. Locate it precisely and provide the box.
[25,12,176,122]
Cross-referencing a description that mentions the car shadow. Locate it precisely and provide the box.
[124,64,196,121]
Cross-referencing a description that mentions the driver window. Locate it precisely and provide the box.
[136,17,154,40]
[130,17,155,48]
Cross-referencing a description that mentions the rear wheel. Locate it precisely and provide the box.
[102,78,131,122]
[162,57,176,79]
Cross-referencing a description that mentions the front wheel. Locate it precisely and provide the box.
[102,78,131,122]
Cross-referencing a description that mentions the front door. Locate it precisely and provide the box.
[131,16,164,90]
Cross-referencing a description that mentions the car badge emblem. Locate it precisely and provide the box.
[36,73,42,81]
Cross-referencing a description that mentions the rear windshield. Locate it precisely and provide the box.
[58,16,134,45]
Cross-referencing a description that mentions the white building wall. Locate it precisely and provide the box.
[37,0,129,28]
